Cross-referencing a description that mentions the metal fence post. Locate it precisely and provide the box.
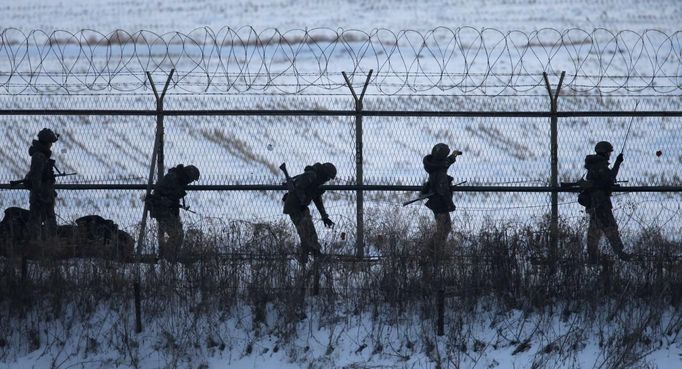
[543,71,565,264]
[342,70,373,258]
[146,71,175,255]
[133,69,174,333]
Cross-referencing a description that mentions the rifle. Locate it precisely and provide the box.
[66,175,145,184]
[279,163,307,205]
[402,180,467,206]
[560,178,591,189]
[145,194,197,216]
[179,205,196,214]
[561,179,628,189]
[9,172,77,187]
[180,198,197,214]
[620,101,640,154]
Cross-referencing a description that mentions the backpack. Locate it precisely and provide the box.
[577,190,591,208]
[22,158,56,190]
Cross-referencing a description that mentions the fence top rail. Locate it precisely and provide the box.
[1,109,682,117]
[1,184,682,192]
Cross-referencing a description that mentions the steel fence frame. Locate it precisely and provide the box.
[3,69,682,333]
[2,72,682,262]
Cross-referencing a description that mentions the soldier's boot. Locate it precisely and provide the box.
[604,226,631,261]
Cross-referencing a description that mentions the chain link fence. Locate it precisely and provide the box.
[1,87,682,254]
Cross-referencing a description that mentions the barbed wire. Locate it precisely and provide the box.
[1,27,680,95]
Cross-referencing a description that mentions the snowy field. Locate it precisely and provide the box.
[3,302,681,369]
[1,1,682,368]
[1,0,681,33]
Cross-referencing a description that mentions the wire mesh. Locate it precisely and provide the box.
[1,94,682,243]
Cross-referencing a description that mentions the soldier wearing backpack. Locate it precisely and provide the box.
[582,141,632,263]
[422,143,460,253]
[420,143,461,281]
[148,164,200,261]
[282,162,337,264]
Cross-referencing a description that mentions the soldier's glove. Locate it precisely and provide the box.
[322,217,335,228]
[615,153,624,163]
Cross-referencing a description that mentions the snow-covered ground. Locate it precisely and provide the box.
[2,300,681,369]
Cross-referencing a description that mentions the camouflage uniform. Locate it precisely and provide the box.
[422,144,458,258]
[149,164,199,261]
[27,130,59,242]
[583,144,630,262]
[283,163,336,263]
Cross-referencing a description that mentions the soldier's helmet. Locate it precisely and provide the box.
[321,162,337,180]
[431,143,450,159]
[183,165,200,182]
[594,141,614,154]
[37,128,59,143]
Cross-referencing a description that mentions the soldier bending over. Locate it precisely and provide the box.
[149,164,200,261]
[282,162,337,263]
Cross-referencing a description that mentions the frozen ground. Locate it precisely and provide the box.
[1,301,681,369]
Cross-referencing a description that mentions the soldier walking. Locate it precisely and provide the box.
[27,128,60,243]
[583,141,632,263]
[282,162,337,263]
[149,164,200,261]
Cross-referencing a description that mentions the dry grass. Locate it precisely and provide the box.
[1,215,681,367]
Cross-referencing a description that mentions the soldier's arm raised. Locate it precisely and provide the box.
[447,150,462,165]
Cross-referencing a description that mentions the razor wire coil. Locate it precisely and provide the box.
[1,27,681,95]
